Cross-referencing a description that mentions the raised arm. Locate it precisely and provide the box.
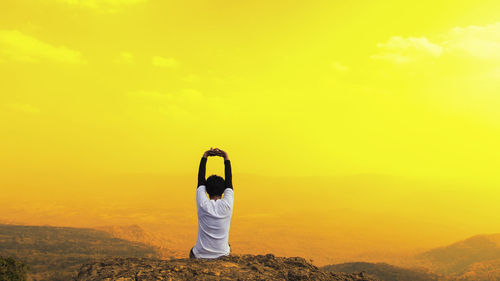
[198,148,217,188]
[224,159,232,190]
[197,156,207,188]
[214,148,233,190]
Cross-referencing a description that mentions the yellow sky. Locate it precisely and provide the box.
[2,0,500,181]
[1,0,500,263]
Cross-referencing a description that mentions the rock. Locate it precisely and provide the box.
[75,254,379,281]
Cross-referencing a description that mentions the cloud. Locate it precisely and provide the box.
[331,61,350,72]
[127,89,227,121]
[443,22,500,60]
[128,90,168,100]
[0,30,85,64]
[128,89,204,105]
[372,22,500,63]
[152,56,178,68]
[182,74,200,83]
[370,53,413,64]
[3,103,41,114]
[52,0,147,13]
[114,51,134,64]
[371,36,443,64]
[127,89,202,121]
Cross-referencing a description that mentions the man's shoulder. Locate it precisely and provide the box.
[197,186,208,203]
[223,188,234,198]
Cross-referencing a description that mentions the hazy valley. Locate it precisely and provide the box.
[3,222,500,280]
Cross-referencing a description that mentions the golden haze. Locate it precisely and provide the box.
[1,0,500,265]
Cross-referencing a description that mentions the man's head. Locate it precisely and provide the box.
[206,174,226,198]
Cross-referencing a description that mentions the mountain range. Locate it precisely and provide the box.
[3,222,500,280]
[0,224,158,281]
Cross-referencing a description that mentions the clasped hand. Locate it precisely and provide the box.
[203,147,228,160]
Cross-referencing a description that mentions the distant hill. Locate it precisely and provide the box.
[318,234,500,281]
[322,262,439,281]
[96,224,178,259]
[452,258,500,281]
[0,224,159,281]
[76,254,379,281]
[417,234,500,275]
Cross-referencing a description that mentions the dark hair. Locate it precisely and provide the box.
[206,174,226,197]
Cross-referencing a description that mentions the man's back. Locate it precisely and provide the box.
[193,186,234,258]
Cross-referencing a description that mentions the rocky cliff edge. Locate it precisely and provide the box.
[76,254,378,281]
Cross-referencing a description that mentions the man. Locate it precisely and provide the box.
[190,147,234,259]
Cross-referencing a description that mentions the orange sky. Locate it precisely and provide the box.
[1,0,500,265]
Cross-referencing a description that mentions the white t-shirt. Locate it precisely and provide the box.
[192,186,234,258]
